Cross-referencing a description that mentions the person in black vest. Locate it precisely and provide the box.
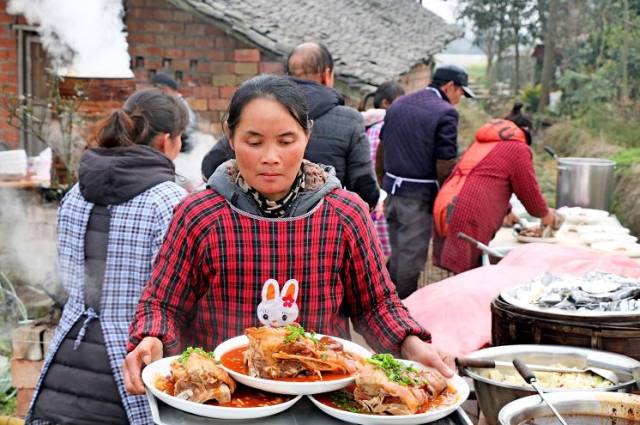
[380,64,475,298]
[201,43,379,209]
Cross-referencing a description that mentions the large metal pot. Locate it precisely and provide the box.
[556,157,616,211]
[499,392,640,424]
[461,345,640,425]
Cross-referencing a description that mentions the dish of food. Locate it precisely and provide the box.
[502,271,640,316]
[214,324,373,395]
[308,354,468,424]
[514,226,558,244]
[142,348,302,419]
[518,418,640,425]
[591,241,640,258]
[484,365,613,390]
[558,207,609,225]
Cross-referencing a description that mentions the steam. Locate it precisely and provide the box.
[7,0,133,78]
[174,132,216,192]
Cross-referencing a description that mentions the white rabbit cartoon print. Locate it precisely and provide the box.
[257,278,299,327]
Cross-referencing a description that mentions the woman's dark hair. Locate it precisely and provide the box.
[359,81,405,110]
[226,74,311,137]
[505,102,533,145]
[96,88,188,148]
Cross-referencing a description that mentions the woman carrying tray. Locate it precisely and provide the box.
[123,75,454,395]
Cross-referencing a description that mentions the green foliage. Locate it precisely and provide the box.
[520,84,541,113]
[612,148,640,168]
[556,69,617,117]
[0,388,16,417]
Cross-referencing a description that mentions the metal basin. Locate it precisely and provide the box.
[499,391,640,424]
[461,345,640,425]
[556,157,616,211]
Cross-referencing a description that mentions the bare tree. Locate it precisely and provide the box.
[538,0,559,112]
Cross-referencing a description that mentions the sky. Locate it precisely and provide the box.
[423,0,458,24]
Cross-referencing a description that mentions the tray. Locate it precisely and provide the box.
[148,392,474,425]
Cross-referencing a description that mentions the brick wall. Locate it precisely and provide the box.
[0,0,20,149]
[399,62,433,94]
[125,0,284,136]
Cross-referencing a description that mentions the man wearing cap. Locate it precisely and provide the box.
[380,64,475,298]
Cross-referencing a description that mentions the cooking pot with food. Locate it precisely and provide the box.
[460,344,640,425]
[498,391,640,425]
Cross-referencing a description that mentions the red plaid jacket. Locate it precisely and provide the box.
[128,188,430,355]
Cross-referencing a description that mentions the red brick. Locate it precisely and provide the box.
[205,26,225,36]
[155,34,175,47]
[128,33,155,45]
[185,24,206,36]
[234,49,260,63]
[210,122,223,135]
[16,388,35,418]
[0,49,14,60]
[259,61,284,74]
[131,46,163,57]
[215,37,236,48]
[127,0,146,6]
[234,62,257,75]
[207,49,225,61]
[0,38,16,48]
[195,37,215,49]
[162,22,185,33]
[172,58,189,71]
[174,36,197,48]
[173,10,194,23]
[11,359,43,389]
[208,98,229,110]
[144,58,162,69]
[141,21,165,32]
[218,85,236,98]
[192,85,218,97]
[125,7,150,20]
[163,48,185,58]
[153,9,174,21]
[187,97,208,111]
[209,62,235,74]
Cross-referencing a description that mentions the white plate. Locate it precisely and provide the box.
[558,207,609,225]
[580,232,637,245]
[591,241,640,258]
[213,334,373,395]
[307,360,469,425]
[576,224,630,235]
[142,355,302,419]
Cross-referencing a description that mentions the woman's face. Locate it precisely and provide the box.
[229,97,309,201]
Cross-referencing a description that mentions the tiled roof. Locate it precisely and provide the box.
[168,0,463,90]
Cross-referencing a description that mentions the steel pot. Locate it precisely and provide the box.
[461,345,640,425]
[544,146,616,211]
[498,391,640,424]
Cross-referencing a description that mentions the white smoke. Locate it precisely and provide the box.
[174,132,216,192]
[7,0,133,78]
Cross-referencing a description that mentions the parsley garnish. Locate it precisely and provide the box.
[180,346,215,367]
[330,390,362,413]
[283,324,321,344]
[366,353,423,386]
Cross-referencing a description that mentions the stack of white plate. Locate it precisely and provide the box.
[0,149,27,178]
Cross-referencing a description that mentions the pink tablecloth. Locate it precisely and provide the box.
[403,243,640,356]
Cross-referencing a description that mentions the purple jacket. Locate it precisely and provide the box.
[380,87,458,200]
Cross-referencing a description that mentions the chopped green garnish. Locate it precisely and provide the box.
[366,353,427,386]
[283,324,321,344]
[330,390,362,413]
[180,346,215,367]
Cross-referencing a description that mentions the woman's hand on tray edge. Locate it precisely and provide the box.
[124,336,164,395]
[401,336,455,378]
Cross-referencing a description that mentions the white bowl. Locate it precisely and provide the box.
[591,241,640,258]
[580,232,638,245]
[213,334,373,395]
[142,355,302,419]
[307,360,469,425]
[558,207,609,225]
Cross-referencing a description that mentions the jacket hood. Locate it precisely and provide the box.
[79,145,176,205]
[290,77,344,120]
[475,119,528,144]
[206,159,342,217]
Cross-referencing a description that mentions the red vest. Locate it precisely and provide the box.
[434,119,528,237]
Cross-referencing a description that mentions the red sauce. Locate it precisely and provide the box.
[220,345,352,382]
[206,384,292,408]
[314,384,458,414]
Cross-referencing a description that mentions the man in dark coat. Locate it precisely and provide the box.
[201,42,379,209]
[380,64,475,298]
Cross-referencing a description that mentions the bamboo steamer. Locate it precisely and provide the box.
[491,296,640,361]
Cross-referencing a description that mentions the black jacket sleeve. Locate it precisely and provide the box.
[345,116,380,209]
[434,108,459,160]
[201,136,234,180]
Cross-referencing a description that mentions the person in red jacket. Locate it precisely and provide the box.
[433,105,560,274]
[122,75,455,395]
